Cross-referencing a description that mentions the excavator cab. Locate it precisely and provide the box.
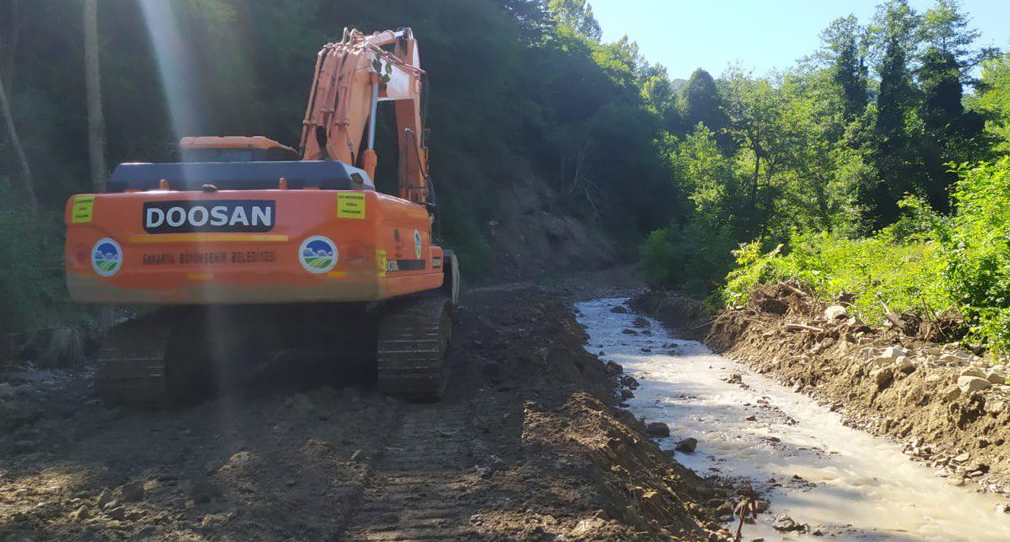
[178,136,300,162]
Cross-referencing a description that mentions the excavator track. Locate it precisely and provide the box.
[97,293,453,407]
[376,295,453,402]
[96,314,173,408]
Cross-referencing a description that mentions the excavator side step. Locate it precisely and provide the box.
[376,295,453,402]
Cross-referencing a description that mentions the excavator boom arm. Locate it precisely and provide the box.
[300,28,429,203]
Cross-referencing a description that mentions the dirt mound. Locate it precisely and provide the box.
[689,286,1010,497]
[0,282,731,541]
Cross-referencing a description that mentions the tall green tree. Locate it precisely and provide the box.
[641,66,683,133]
[862,30,920,229]
[681,68,733,154]
[868,0,921,59]
[917,47,989,210]
[971,53,1010,151]
[821,16,868,122]
[919,0,983,71]
[546,0,601,41]
[721,68,795,237]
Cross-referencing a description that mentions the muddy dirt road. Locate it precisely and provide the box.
[0,273,734,542]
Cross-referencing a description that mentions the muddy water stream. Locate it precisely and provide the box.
[577,298,1010,541]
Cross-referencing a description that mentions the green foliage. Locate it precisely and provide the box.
[681,69,734,155]
[0,182,87,340]
[935,158,1010,350]
[722,160,1010,353]
[641,0,997,299]
[722,229,948,326]
[821,16,869,122]
[546,0,602,41]
[919,0,982,69]
[640,228,677,288]
[971,53,1010,152]
[639,214,738,295]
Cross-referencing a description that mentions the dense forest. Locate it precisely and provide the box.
[3,0,1010,350]
[1,0,678,337]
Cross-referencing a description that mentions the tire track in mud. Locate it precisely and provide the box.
[343,404,476,541]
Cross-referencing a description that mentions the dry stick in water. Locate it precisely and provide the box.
[733,483,760,541]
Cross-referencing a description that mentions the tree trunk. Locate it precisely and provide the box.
[84,0,113,330]
[84,0,107,193]
[750,151,760,212]
[1,0,23,91]
[0,67,36,211]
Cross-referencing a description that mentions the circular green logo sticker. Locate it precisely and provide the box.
[299,236,338,274]
[91,238,123,277]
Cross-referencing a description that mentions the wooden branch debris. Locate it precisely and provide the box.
[690,318,716,331]
[785,323,824,333]
[779,281,809,298]
[875,292,907,330]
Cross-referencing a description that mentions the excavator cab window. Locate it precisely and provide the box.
[182,146,301,163]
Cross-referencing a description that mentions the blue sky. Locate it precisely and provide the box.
[592,0,1010,80]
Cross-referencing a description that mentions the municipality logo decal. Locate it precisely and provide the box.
[414,229,422,259]
[91,238,122,277]
[299,236,338,274]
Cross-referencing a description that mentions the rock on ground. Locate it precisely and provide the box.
[958,376,991,393]
[645,422,670,438]
[675,438,698,453]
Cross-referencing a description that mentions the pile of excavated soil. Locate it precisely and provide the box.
[636,283,1010,499]
[0,282,732,541]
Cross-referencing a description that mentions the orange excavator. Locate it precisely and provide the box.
[64,28,460,405]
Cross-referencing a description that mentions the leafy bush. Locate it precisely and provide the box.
[721,158,1010,352]
[722,229,949,326]
[0,189,55,329]
[640,215,738,295]
[934,158,1010,350]
[0,182,90,357]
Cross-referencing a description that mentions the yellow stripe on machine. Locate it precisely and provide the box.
[376,249,387,277]
[129,234,289,244]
